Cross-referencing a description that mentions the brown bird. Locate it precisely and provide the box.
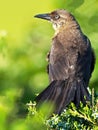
[34,9,95,114]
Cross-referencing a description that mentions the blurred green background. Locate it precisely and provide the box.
[0,0,98,129]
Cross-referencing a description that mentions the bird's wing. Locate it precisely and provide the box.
[48,36,94,84]
[48,39,77,81]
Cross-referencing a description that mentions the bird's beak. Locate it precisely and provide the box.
[34,13,51,21]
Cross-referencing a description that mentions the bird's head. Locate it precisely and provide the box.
[34,10,77,32]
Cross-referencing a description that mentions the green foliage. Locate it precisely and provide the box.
[46,102,98,130]
[26,94,98,130]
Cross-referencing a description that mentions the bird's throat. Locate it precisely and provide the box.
[53,23,62,36]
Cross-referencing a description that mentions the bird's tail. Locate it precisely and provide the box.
[36,79,90,114]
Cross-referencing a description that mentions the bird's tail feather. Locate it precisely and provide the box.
[36,79,90,114]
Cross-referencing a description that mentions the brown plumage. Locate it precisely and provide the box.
[34,9,95,114]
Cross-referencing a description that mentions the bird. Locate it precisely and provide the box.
[34,9,95,114]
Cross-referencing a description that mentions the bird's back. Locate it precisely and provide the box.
[49,27,92,86]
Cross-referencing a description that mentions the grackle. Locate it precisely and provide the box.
[34,9,95,114]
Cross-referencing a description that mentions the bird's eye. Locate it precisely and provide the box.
[54,14,60,20]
